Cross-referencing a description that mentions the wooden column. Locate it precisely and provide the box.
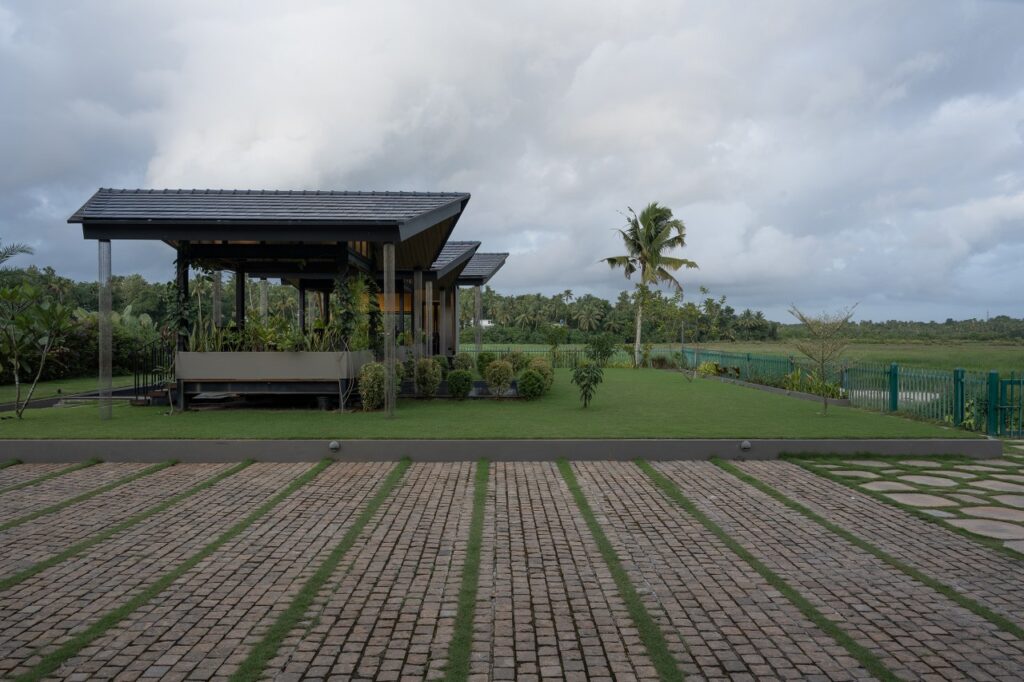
[398,285,406,337]
[424,279,434,358]
[322,290,330,324]
[383,243,396,417]
[175,244,190,411]
[453,287,461,354]
[438,286,448,356]
[259,278,269,320]
[234,267,246,330]
[413,269,423,358]
[98,240,112,420]
[298,284,307,332]
[474,284,482,353]
[212,271,222,328]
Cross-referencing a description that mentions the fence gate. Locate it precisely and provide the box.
[998,373,1024,438]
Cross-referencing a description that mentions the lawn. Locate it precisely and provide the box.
[0,374,133,405]
[0,369,976,440]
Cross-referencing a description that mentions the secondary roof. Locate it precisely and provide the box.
[457,252,509,286]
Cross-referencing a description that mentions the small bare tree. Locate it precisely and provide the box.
[788,304,857,414]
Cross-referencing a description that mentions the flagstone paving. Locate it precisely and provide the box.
[0,460,1023,681]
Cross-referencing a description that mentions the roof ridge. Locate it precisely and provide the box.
[96,188,469,197]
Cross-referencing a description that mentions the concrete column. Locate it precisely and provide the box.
[259,278,269,321]
[398,285,406,337]
[98,240,112,420]
[212,271,222,328]
[383,243,396,417]
[438,286,448,356]
[413,269,423,358]
[454,287,460,354]
[425,279,434,358]
[234,267,246,330]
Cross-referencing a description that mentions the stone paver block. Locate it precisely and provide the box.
[973,479,1024,493]
[993,495,1024,508]
[948,518,1024,540]
[960,506,1024,523]
[832,470,878,479]
[884,493,956,508]
[897,475,958,488]
[860,481,914,492]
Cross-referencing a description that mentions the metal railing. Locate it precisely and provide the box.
[132,339,174,402]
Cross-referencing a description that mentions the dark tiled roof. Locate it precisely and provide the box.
[431,240,480,273]
[68,188,471,224]
[458,252,509,285]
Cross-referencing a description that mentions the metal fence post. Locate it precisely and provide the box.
[888,363,899,412]
[953,368,965,425]
[987,370,1000,436]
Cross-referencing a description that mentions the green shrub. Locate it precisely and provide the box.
[358,362,387,411]
[518,369,546,400]
[571,360,604,408]
[484,359,514,397]
[476,351,497,377]
[585,333,618,367]
[446,369,473,401]
[415,357,442,398]
[402,357,416,382]
[452,352,475,372]
[697,361,720,377]
[527,356,554,392]
[649,355,678,370]
[433,355,449,379]
[503,350,529,374]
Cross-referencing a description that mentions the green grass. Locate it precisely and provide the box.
[0,461,252,592]
[0,459,19,470]
[0,460,174,532]
[557,460,684,682]
[714,459,1024,639]
[229,459,410,682]
[14,459,330,682]
[0,374,133,404]
[0,459,99,495]
[444,460,490,682]
[701,341,1024,373]
[636,460,898,681]
[0,370,975,440]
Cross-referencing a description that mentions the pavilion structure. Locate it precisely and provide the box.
[68,189,506,416]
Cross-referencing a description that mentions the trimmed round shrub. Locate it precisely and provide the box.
[433,355,449,379]
[358,362,387,411]
[527,356,554,392]
[402,357,416,381]
[504,350,529,374]
[446,369,473,401]
[452,352,475,372]
[393,359,406,382]
[518,369,545,400]
[476,351,497,377]
[415,357,442,398]
[484,359,514,397]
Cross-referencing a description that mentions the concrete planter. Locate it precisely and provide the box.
[176,351,374,382]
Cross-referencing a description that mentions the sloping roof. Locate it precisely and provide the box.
[430,240,480,278]
[69,189,470,225]
[457,252,509,285]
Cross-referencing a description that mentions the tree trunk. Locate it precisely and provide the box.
[633,301,643,368]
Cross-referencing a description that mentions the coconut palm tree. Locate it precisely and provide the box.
[0,238,32,267]
[603,202,697,366]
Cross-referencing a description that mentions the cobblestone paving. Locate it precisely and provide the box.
[0,463,234,576]
[266,462,472,682]
[58,462,390,681]
[0,463,310,679]
[471,462,656,682]
[2,461,1024,681]
[0,463,70,489]
[0,462,151,523]
[741,460,1024,630]
[656,461,1024,680]
[573,462,871,681]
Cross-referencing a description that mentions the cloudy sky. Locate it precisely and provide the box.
[1,0,1022,321]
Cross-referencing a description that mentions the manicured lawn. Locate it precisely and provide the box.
[0,374,133,404]
[0,369,976,440]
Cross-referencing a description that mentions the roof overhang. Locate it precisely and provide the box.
[456,252,509,286]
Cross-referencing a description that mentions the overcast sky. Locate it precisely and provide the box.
[1,1,1022,321]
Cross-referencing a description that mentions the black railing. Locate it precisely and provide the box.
[133,339,174,402]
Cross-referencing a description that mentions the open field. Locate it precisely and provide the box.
[0,456,1022,680]
[0,369,973,440]
[0,375,133,405]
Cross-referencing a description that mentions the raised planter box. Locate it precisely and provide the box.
[176,351,374,382]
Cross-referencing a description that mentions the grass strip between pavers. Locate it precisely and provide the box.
[787,457,1024,561]
[228,458,412,682]
[636,460,900,682]
[0,458,99,495]
[729,459,1024,636]
[557,459,685,682]
[0,460,253,592]
[443,459,490,682]
[0,459,20,470]
[13,459,332,682]
[0,460,176,533]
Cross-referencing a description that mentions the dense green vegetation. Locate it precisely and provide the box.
[0,369,974,440]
